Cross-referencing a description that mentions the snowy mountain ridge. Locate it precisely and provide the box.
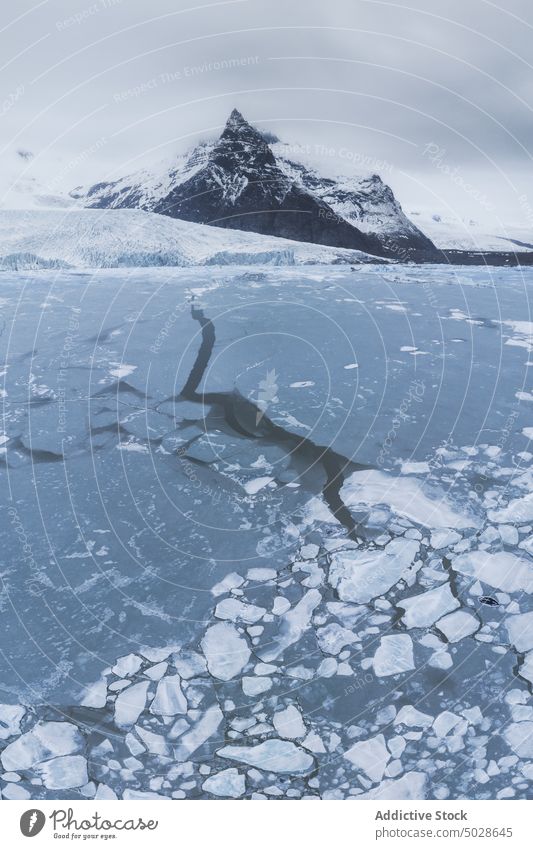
[4,112,532,259]
[409,210,533,253]
[71,109,437,261]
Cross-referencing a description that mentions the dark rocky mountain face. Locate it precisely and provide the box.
[73,109,439,261]
[150,109,383,256]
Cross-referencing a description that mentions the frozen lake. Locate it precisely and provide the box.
[1,264,533,800]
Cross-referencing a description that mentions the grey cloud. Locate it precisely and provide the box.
[2,0,532,222]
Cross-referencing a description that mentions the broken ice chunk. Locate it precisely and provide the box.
[316,622,356,655]
[172,650,207,679]
[373,635,415,677]
[144,662,168,681]
[506,612,533,653]
[302,731,326,753]
[134,726,170,757]
[387,736,405,758]
[257,589,321,662]
[242,676,272,697]
[317,657,337,677]
[174,705,223,760]
[80,678,108,709]
[95,784,118,800]
[255,662,276,676]
[328,539,420,604]
[344,734,390,782]
[488,493,533,524]
[202,767,245,798]
[201,622,250,681]
[150,675,187,716]
[428,651,453,670]
[35,755,88,790]
[399,583,459,628]
[247,567,277,581]
[430,529,461,549]
[214,597,266,625]
[453,551,533,594]
[519,652,533,685]
[122,789,171,800]
[0,704,25,740]
[272,596,291,616]
[1,722,83,772]
[120,409,173,441]
[112,654,143,677]
[218,739,314,774]
[436,610,478,642]
[125,732,145,756]
[499,525,519,546]
[244,476,275,495]
[394,706,433,729]
[114,682,149,729]
[160,425,203,453]
[300,544,320,559]
[183,431,232,463]
[358,771,428,799]
[272,705,306,740]
[210,572,245,596]
[341,469,476,529]
[433,711,467,738]
[2,783,30,800]
[503,722,533,758]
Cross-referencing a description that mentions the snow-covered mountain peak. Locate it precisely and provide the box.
[69,109,437,259]
[210,109,277,174]
[224,107,253,133]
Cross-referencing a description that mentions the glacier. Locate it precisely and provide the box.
[0,208,381,270]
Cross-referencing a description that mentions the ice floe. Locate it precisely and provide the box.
[215,597,266,624]
[0,705,25,741]
[399,583,459,628]
[341,469,476,529]
[114,682,150,728]
[487,492,533,524]
[506,612,533,653]
[202,768,245,798]
[35,755,88,790]
[453,550,533,593]
[272,706,306,740]
[218,740,314,774]
[328,538,420,604]
[503,723,533,759]
[150,675,187,716]
[1,722,83,772]
[201,622,251,681]
[174,705,223,760]
[358,771,428,799]
[436,610,478,642]
[257,589,321,662]
[344,734,390,782]
[373,635,415,677]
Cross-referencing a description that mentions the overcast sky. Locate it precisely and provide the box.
[2,0,533,225]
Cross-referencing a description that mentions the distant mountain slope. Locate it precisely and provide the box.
[72,142,214,215]
[273,144,436,259]
[408,210,533,253]
[0,148,74,210]
[0,208,383,269]
[72,110,438,261]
